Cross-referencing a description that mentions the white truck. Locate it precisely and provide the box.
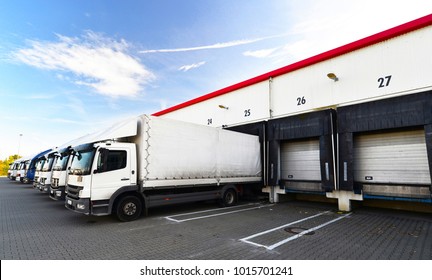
[16,158,30,183]
[38,152,56,193]
[7,162,13,179]
[65,115,262,221]
[32,153,49,189]
[8,159,21,180]
[50,134,102,200]
[49,146,74,200]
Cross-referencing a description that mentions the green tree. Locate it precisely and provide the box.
[0,155,21,176]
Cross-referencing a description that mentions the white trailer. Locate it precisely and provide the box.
[65,115,262,221]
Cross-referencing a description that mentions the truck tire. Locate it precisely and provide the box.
[115,195,142,222]
[219,188,237,207]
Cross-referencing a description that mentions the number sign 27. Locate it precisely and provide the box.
[378,75,392,88]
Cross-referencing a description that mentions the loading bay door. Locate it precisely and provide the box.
[280,138,322,192]
[353,129,431,198]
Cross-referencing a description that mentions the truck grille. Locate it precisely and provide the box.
[51,178,59,188]
[66,184,83,199]
[33,176,39,187]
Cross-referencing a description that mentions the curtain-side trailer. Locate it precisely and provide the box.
[65,115,262,221]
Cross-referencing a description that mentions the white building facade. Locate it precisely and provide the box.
[153,14,432,211]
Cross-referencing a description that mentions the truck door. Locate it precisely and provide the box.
[91,148,131,201]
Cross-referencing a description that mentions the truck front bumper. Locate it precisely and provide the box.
[65,197,90,215]
[39,183,50,193]
[49,186,65,201]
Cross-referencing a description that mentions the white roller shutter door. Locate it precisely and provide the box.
[280,138,321,182]
[354,129,430,185]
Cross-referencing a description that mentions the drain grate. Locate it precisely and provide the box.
[284,227,315,235]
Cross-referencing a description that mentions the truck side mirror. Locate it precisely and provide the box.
[94,167,104,174]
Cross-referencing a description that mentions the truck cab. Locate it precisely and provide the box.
[32,156,46,189]
[49,147,73,200]
[23,149,52,184]
[38,152,55,193]
[10,160,21,181]
[16,159,30,183]
[7,163,13,179]
[65,141,137,218]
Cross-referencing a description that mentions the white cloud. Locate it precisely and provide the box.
[25,94,57,100]
[139,37,273,54]
[243,48,279,58]
[271,0,432,63]
[178,61,206,72]
[12,31,154,97]
[234,1,432,69]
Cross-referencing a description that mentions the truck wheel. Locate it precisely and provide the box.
[115,195,142,222]
[219,188,237,207]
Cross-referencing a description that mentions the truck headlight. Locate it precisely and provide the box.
[77,204,86,210]
[56,191,62,197]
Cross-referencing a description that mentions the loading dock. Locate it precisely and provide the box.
[154,15,432,211]
[266,110,337,202]
[336,91,432,204]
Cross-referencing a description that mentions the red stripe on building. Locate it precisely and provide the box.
[153,14,432,116]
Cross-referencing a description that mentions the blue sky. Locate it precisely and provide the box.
[1,0,431,159]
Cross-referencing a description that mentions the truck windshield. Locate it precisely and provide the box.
[19,162,27,170]
[42,157,55,172]
[35,159,46,171]
[53,155,69,171]
[69,149,95,175]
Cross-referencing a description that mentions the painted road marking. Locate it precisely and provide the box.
[240,211,352,250]
[165,203,272,223]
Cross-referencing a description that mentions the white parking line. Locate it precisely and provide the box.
[267,212,352,250]
[240,211,352,250]
[165,203,273,223]
[240,211,329,247]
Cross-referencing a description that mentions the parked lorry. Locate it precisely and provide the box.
[65,115,262,221]
[32,153,49,189]
[50,134,97,200]
[49,146,73,200]
[7,163,13,179]
[8,160,21,180]
[37,152,56,193]
[24,149,52,184]
[16,158,30,183]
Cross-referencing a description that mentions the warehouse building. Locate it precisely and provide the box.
[153,14,432,211]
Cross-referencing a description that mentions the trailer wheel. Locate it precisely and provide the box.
[219,188,237,207]
[115,195,142,222]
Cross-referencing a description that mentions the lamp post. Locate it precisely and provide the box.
[17,134,23,156]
